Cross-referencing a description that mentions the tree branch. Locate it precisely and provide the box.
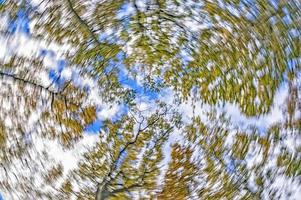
[0,70,58,96]
[95,108,170,200]
[66,0,101,46]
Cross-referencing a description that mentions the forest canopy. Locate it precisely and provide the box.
[0,0,300,199]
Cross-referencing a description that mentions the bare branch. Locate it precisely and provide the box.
[0,70,58,96]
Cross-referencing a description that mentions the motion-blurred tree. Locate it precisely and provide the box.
[0,0,300,199]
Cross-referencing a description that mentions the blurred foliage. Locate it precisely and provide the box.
[0,0,300,199]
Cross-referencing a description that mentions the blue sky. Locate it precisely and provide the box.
[1,1,301,199]
[9,7,160,135]
[4,0,293,136]
[43,48,159,134]
[8,8,30,34]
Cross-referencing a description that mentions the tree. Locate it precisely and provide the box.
[0,0,300,199]
[39,103,180,200]
[157,144,199,200]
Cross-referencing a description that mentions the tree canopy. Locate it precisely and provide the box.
[0,0,300,199]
